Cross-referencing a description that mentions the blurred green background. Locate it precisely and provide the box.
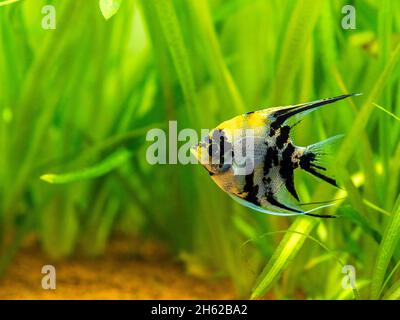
[0,0,400,299]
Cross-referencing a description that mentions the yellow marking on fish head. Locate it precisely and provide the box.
[216,112,267,132]
[214,112,271,141]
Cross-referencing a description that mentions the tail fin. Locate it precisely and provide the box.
[299,135,343,188]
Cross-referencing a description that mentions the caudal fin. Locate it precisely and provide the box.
[299,135,343,188]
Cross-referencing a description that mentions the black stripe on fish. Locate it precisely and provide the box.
[263,146,279,176]
[269,127,275,137]
[243,171,260,205]
[208,143,218,157]
[276,125,290,149]
[218,131,232,168]
[262,176,272,184]
[219,135,225,167]
[266,191,302,213]
[279,143,299,201]
[209,129,232,168]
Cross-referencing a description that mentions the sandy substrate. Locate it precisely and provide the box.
[0,236,236,300]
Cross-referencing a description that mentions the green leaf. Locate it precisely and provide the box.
[379,257,400,299]
[250,217,317,299]
[336,42,400,167]
[338,206,381,244]
[187,0,244,113]
[99,0,121,20]
[383,279,400,300]
[40,148,132,184]
[0,0,21,7]
[373,103,400,122]
[151,0,198,116]
[371,196,400,298]
[271,0,322,104]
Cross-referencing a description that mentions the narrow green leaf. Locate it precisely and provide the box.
[188,0,244,113]
[152,0,198,115]
[99,0,121,20]
[40,148,131,184]
[338,206,381,244]
[336,43,400,167]
[250,217,317,299]
[371,197,400,298]
[271,0,322,104]
[383,279,400,300]
[379,258,400,298]
[373,103,400,122]
[363,198,392,216]
[0,0,21,7]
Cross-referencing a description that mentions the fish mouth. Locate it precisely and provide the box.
[190,143,199,158]
[191,142,208,161]
[190,141,207,159]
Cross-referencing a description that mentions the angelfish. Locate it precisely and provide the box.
[191,94,361,218]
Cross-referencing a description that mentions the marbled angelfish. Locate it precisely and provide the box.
[191,94,361,218]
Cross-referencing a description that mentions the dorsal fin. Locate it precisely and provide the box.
[270,93,361,129]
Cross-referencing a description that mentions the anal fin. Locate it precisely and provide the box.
[265,191,302,213]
